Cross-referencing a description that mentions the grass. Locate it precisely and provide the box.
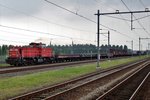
[101,56,143,69]
[0,55,149,99]
[0,64,10,67]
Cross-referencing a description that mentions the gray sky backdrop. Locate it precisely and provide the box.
[0,0,150,50]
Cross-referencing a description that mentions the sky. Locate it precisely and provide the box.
[0,0,150,50]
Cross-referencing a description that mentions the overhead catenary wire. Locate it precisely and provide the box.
[0,24,96,43]
[121,0,150,37]
[0,30,36,38]
[0,0,140,44]
[95,0,141,41]
[94,0,142,39]
[94,2,143,47]
[0,3,94,34]
[0,29,97,46]
[118,14,141,37]
[44,0,107,37]
[0,1,108,40]
[0,33,34,41]
[138,0,150,35]
[134,14,150,21]
[0,30,70,42]
[0,38,29,44]
[0,2,98,44]
[0,0,144,45]
[94,0,117,12]
[44,0,96,23]
[120,0,150,50]
[95,0,150,42]
[139,0,146,8]
[104,15,130,21]
[44,0,139,42]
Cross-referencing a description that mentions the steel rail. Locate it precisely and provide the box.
[129,72,150,100]
[96,61,150,100]
[9,59,147,100]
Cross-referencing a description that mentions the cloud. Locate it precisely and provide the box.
[0,0,43,18]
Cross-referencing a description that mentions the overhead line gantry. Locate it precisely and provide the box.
[95,9,150,68]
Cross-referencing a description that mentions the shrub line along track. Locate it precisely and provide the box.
[0,57,128,74]
[9,58,149,100]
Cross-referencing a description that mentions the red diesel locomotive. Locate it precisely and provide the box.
[6,42,53,66]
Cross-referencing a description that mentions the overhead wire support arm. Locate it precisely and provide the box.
[99,10,150,15]
[133,14,150,21]
[97,10,150,31]
[140,38,150,39]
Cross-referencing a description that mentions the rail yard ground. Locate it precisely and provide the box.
[0,56,149,99]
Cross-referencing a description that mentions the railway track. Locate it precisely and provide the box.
[0,59,96,74]
[9,58,149,100]
[0,57,129,74]
[1,56,123,69]
[97,61,150,100]
[129,72,150,100]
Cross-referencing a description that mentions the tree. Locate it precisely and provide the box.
[123,45,128,51]
[46,44,129,55]
[119,45,123,50]
[1,45,7,55]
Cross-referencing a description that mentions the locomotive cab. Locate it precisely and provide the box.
[6,47,22,66]
[9,47,21,58]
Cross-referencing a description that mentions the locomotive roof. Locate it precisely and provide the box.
[29,42,44,45]
[29,42,46,48]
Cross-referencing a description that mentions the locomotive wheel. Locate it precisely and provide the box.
[14,62,19,66]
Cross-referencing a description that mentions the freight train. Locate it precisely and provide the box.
[6,42,131,66]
